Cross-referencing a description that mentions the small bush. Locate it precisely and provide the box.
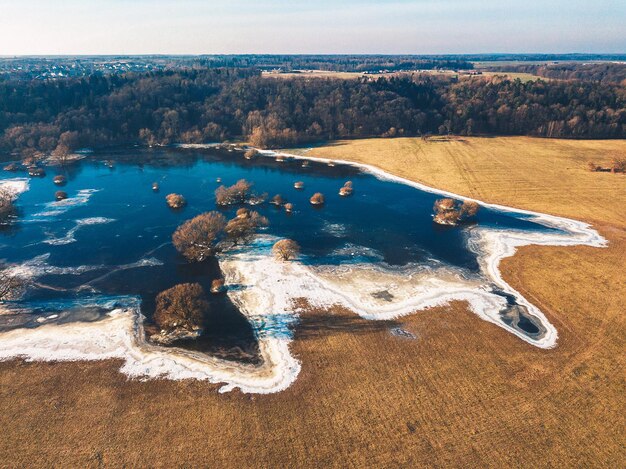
[587,161,599,172]
[173,211,226,261]
[270,194,285,206]
[210,278,226,294]
[28,167,45,177]
[310,193,325,205]
[244,149,258,160]
[610,157,626,173]
[273,239,300,261]
[166,193,186,209]
[154,283,208,333]
[236,207,250,218]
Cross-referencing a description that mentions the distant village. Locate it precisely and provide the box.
[0,57,189,80]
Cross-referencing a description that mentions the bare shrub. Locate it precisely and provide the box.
[154,283,208,333]
[0,189,15,221]
[224,210,268,245]
[244,149,258,160]
[236,207,250,218]
[215,179,252,205]
[55,191,67,201]
[172,211,226,261]
[339,181,353,196]
[210,278,226,294]
[272,239,300,261]
[587,161,599,172]
[610,157,626,173]
[0,267,24,301]
[166,193,186,209]
[28,167,45,177]
[310,193,325,205]
[270,194,285,206]
[434,198,456,212]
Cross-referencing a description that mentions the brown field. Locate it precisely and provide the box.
[261,69,544,83]
[1,137,625,467]
[261,69,457,80]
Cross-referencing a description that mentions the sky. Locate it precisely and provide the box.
[0,0,624,55]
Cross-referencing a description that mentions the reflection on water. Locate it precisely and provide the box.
[0,147,560,361]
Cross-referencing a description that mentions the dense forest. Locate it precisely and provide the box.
[1,68,624,156]
[486,62,626,85]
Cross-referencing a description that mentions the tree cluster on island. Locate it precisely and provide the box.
[151,282,209,344]
[433,198,480,226]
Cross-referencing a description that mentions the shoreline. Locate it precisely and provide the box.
[0,148,608,393]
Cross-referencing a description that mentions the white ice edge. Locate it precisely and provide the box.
[0,178,29,198]
[0,149,607,394]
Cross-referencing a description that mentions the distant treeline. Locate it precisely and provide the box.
[487,62,626,85]
[1,68,624,156]
[193,55,474,72]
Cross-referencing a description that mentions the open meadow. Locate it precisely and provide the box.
[1,136,625,467]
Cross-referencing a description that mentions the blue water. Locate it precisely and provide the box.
[0,147,558,359]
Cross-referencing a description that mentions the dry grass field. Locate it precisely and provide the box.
[1,136,625,468]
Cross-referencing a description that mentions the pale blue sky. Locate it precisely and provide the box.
[0,0,624,55]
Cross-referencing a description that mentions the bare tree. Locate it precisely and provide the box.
[224,210,268,245]
[433,198,479,225]
[272,239,300,261]
[172,211,226,261]
[459,200,480,219]
[52,131,79,165]
[0,189,15,222]
[154,283,208,333]
[0,268,23,301]
[215,179,253,205]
